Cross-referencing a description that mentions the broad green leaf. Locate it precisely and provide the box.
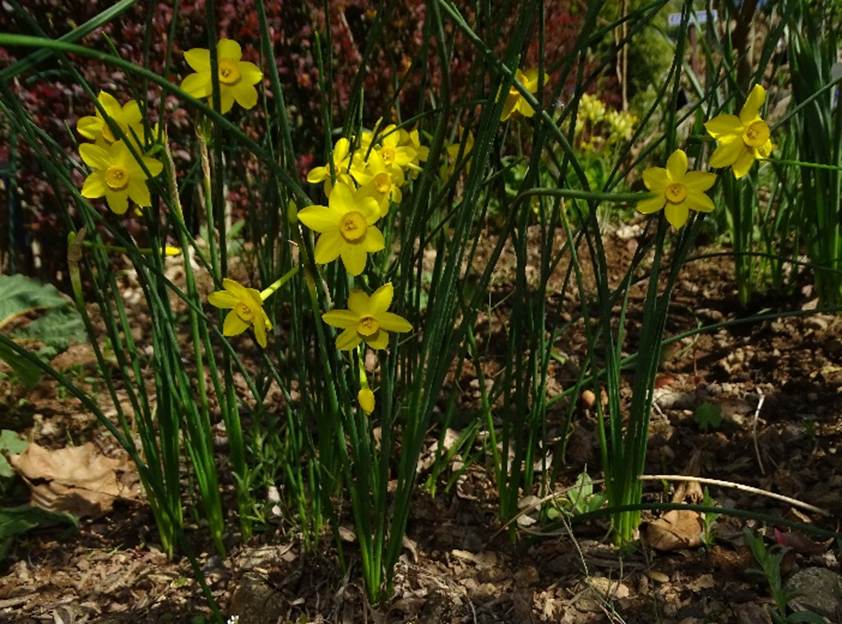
[0,505,78,562]
[0,430,28,479]
[0,341,42,389]
[0,274,68,328]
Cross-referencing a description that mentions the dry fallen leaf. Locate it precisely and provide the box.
[644,509,703,551]
[10,442,139,518]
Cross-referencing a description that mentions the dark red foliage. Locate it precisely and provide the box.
[0,0,587,279]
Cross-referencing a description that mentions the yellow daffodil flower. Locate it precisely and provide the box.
[181,38,263,114]
[357,387,375,414]
[705,84,774,179]
[637,149,717,229]
[207,278,272,348]
[398,127,428,175]
[375,129,417,173]
[441,128,474,179]
[322,282,412,350]
[77,91,145,147]
[305,137,362,195]
[356,149,404,214]
[297,181,384,276]
[80,140,163,215]
[501,68,539,121]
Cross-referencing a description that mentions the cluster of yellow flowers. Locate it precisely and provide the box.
[574,93,637,153]
[77,91,163,215]
[637,84,773,228]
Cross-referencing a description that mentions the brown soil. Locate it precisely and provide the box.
[2,231,841,624]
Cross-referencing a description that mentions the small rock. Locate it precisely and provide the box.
[785,567,842,617]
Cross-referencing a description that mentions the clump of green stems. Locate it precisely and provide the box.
[2,0,841,611]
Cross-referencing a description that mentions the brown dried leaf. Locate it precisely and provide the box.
[10,442,138,518]
[643,509,703,551]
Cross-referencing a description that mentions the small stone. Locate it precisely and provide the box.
[784,567,842,617]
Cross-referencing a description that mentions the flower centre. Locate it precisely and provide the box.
[374,172,392,195]
[339,211,367,242]
[380,146,396,166]
[218,59,241,85]
[665,182,687,204]
[742,120,770,148]
[104,166,129,190]
[235,302,254,322]
[357,316,380,337]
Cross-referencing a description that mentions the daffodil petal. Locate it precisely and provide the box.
[122,100,142,126]
[222,278,250,299]
[709,138,744,168]
[330,182,356,214]
[219,89,235,114]
[685,191,715,213]
[340,245,367,276]
[298,205,337,233]
[223,310,249,336]
[253,316,267,348]
[127,177,151,207]
[314,230,343,264]
[664,202,689,229]
[666,149,688,180]
[79,143,109,170]
[756,139,773,159]
[732,149,755,179]
[739,84,766,125]
[81,172,107,198]
[365,330,389,350]
[77,115,104,141]
[348,290,368,315]
[208,290,239,308]
[704,114,742,138]
[500,95,517,121]
[376,311,412,333]
[98,91,121,119]
[218,38,242,61]
[334,138,350,163]
[322,310,359,329]
[636,194,666,215]
[306,166,328,184]
[238,61,263,85]
[363,226,385,253]
[185,48,210,72]
[231,82,259,110]
[105,191,129,215]
[336,327,362,350]
[682,171,717,192]
[369,283,393,313]
[642,167,669,191]
[181,72,213,99]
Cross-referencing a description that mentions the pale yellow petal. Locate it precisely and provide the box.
[329,181,356,214]
[298,205,337,233]
[79,143,110,170]
[376,311,412,333]
[77,115,104,141]
[704,114,742,139]
[666,149,688,180]
[313,230,343,264]
[340,245,367,276]
[365,330,389,350]
[208,290,239,309]
[307,166,328,183]
[362,226,385,253]
[223,310,249,336]
[218,38,242,61]
[636,194,666,215]
[642,167,669,191]
[739,84,766,125]
[664,202,689,229]
[181,72,213,99]
[348,290,369,315]
[105,190,129,215]
[682,171,717,192]
[231,82,258,110]
[322,309,360,329]
[685,191,715,213]
[709,138,744,168]
[127,177,151,207]
[185,48,211,72]
[731,149,755,179]
[369,282,393,313]
[336,327,363,350]
[81,172,107,198]
[238,61,263,85]
[252,316,267,348]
